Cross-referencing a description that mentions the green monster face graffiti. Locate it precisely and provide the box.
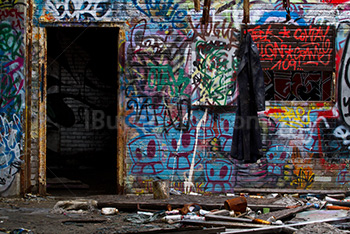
[192,39,238,106]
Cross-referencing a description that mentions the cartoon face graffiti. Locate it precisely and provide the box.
[128,135,164,175]
[204,159,234,193]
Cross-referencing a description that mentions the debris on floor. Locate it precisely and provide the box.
[51,199,98,214]
[292,209,349,222]
[3,191,350,233]
[101,207,119,215]
[294,222,347,234]
[112,191,350,233]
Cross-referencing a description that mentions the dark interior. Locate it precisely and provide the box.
[46,27,119,195]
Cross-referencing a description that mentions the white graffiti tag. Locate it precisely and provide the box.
[334,125,350,150]
[0,114,23,193]
[44,0,112,21]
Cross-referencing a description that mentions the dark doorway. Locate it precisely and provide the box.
[46,27,119,195]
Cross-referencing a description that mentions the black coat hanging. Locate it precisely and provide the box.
[230,31,265,163]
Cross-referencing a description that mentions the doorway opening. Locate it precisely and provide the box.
[46,27,119,195]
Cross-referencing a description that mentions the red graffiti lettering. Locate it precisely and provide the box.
[250,25,333,71]
[0,8,24,21]
[278,26,290,38]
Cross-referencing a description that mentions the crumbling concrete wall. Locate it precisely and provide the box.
[27,0,350,194]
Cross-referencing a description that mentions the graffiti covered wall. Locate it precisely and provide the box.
[0,0,26,194]
[32,0,350,194]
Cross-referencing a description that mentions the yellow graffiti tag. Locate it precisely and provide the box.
[291,167,315,189]
[0,0,21,9]
[268,106,311,128]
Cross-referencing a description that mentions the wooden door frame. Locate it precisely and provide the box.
[37,22,127,195]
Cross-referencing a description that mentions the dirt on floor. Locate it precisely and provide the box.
[0,192,277,234]
[0,191,348,234]
[0,195,174,234]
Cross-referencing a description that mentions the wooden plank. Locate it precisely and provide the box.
[181,219,272,228]
[135,226,226,234]
[233,187,348,194]
[205,214,253,223]
[117,29,126,194]
[223,216,350,233]
[22,0,34,195]
[257,204,312,221]
[38,28,47,196]
[62,218,107,224]
[97,201,287,212]
[222,226,297,234]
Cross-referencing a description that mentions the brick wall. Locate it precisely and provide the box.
[30,0,350,194]
[0,1,26,195]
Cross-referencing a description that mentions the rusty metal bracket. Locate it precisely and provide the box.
[194,0,200,12]
[283,0,291,21]
[201,0,211,24]
[243,0,249,24]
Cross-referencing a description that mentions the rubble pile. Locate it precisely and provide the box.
[3,191,350,233]
[115,191,350,233]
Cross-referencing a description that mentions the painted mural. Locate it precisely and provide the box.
[32,0,350,194]
[0,0,25,193]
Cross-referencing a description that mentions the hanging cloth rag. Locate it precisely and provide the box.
[230,31,265,163]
